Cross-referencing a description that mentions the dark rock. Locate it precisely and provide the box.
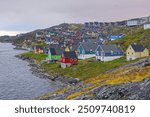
[67,78,81,85]
[87,78,150,100]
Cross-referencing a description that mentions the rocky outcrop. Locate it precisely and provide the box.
[75,78,150,100]
[106,58,150,73]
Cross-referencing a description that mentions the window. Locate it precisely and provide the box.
[96,51,99,56]
[111,50,114,55]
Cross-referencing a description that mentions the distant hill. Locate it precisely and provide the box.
[0,35,16,43]
[110,28,150,51]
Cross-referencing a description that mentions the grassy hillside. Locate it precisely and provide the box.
[111,26,143,35]
[21,52,47,62]
[110,28,150,51]
[41,57,141,80]
[21,52,141,80]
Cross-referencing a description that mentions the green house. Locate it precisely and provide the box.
[47,48,61,61]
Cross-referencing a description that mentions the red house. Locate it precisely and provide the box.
[34,46,43,54]
[60,51,78,68]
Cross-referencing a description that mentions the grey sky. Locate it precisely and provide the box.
[0,0,150,35]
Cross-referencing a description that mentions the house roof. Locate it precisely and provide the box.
[49,48,56,55]
[81,39,100,51]
[128,18,141,21]
[63,51,77,59]
[71,39,80,51]
[35,46,43,49]
[47,44,64,55]
[100,45,124,53]
[131,44,145,52]
[45,37,53,41]
[82,43,98,52]
[36,32,43,35]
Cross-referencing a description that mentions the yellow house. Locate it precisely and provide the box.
[65,46,70,52]
[126,43,149,61]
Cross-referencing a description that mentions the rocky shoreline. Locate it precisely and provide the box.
[16,54,81,87]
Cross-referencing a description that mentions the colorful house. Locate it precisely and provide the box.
[77,39,100,59]
[96,45,124,61]
[45,45,64,61]
[108,34,125,41]
[126,44,149,61]
[46,48,61,61]
[65,46,70,52]
[45,37,58,45]
[34,46,43,54]
[60,51,78,68]
[45,37,54,44]
[46,32,55,37]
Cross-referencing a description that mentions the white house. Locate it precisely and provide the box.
[127,17,149,27]
[96,45,124,62]
[127,19,141,26]
[144,23,150,30]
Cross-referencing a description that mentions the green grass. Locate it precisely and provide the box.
[21,52,142,81]
[32,43,47,47]
[41,57,139,80]
[110,28,150,51]
[111,26,143,35]
[21,52,47,61]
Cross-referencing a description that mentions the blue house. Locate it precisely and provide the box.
[96,45,124,61]
[108,34,125,41]
[45,37,54,44]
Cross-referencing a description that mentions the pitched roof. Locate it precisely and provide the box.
[81,39,101,51]
[36,32,43,35]
[131,44,145,52]
[63,51,77,59]
[71,40,80,51]
[47,44,64,55]
[35,46,43,49]
[100,45,124,53]
[49,48,56,55]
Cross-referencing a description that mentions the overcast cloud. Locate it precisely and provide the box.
[0,0,150,35]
